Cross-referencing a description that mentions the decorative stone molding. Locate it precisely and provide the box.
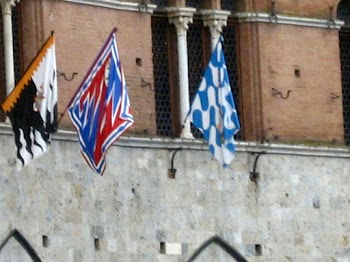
[201,9,231,49]
[234,12,344,29]
[61,0,156,14]
[167,7,196,36]
[168,16,193,35]
[201,10,231,35]
[0,0,20,15]
[1,124,349,158]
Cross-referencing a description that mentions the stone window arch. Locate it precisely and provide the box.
[0,229,41,261]
[188,235,248,262]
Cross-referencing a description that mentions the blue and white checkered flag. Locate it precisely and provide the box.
[186,37,240,167]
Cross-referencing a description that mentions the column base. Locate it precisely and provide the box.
[180,131,194,139]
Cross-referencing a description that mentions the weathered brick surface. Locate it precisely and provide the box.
[237,22,344,144]
[17,0,347,143]
[257,23,344,143]
[243,0,341,19]
[21,0,157,136]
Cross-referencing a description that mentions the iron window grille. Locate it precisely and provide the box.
[151,3,241,140]
[0,3,22,122]
[338,1,350,145]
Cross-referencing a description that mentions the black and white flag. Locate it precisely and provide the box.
[2,34,58,167]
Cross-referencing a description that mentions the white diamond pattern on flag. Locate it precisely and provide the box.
[186,37,240,167]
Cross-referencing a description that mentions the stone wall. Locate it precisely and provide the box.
[0,124,349,261]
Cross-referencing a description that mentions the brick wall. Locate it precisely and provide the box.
[258,23,344,144]
[236,5,344,144]
[245,0,340,18]
[20,0,157,136]
[13,0,348,142]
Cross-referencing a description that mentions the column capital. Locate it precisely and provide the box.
[167,7,196,36]
[1,0,20,14]
[201,9,231,38]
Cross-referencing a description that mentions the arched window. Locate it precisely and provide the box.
[151,1,241,139]
[338,0,350,145]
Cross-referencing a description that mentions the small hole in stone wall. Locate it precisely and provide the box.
[294,68,301,77]
[255,244,262,256]
[94,238,100,251]
[313,198,320,209]
[160,242,166,254]
[132,188,135,194]
[136,57,143,67]
[42,235,49,247]
[167,169,176,179]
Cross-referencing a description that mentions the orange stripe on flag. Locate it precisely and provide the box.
[1,35,55,112]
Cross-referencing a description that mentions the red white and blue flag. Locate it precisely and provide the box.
[68,29,134,175]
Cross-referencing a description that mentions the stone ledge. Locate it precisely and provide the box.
[0,123,349,158]
[234,12,344,29]
[61,0,157,14]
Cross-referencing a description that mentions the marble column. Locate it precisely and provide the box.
[167,7,196,139]
[1,0,20,95]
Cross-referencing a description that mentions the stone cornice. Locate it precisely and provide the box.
[165,7,196,19]
[61,0,156,14]
[166,7,197,18]
[166,7,196,35]
[200,10,231,39]
[1,123,349,158]
[234,12,344,29]
[0,0,20,14]
[200,9,231,20]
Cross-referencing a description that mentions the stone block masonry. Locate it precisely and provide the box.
[0,127,350,261]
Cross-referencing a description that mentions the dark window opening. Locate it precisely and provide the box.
[152,12,241,140]
[186,0,201,9]
[188,18,211,138]
[222,21,241,140]
[152,15,179,137]
[338,0,350,145]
